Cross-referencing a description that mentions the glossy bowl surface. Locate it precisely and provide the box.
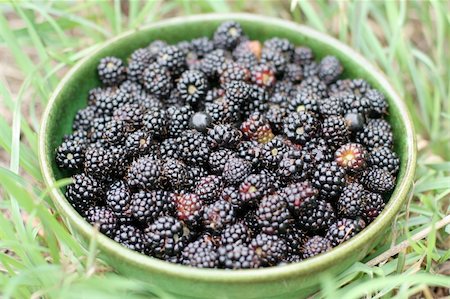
[39,13,416,299]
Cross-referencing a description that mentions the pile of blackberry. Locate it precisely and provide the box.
[56,21,400,269]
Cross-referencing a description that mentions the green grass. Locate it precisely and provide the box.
[0,1,449,298]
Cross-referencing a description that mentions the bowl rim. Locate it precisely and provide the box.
[39,13,416,283]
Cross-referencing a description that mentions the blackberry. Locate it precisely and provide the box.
[219,62,251,85]
[105,180,133,222]
[221,222,251,246]
[190,37,215,58]
[243,209,261,236]
[237,140,262,167]
[284,63,303,83]
[200,49,229,78]
[213,21,244,50]
[140,63,173,97]
[189,111,213,133]
[218,243,260,269]
[85,206,118,237]
[72,106,97,132]
[88,86,115,106]
[281,181,318,216]
[126,156,162,190]
[239,173,274,205]
[162,159,189,189]
[185,167,208,189]
[260,48,286,76]
[181,237,218,268]
[177,70,208,106]
[362,191,386,222]
[205,97,240,124]
[175,193,204,227]
[302,138,333,167]
[140,93,164,110]
[97,56,126,86]
[273,80,295,99]
[283,111,319,145]
[312,161,346,199]
[241,85,270,118]
[220,186,245,211]
[264,38,294,60]
[224,80,252,105]
[233,40,262,61]
[114,224,145,252]
[302,236,331,259]
[124,130,153,157]
[360,167,396,194]
[166,105,194,137]
[261,137,289,169]
[93,93,124,116]
[66,173,104,213]
[367,118,392,131]
[102,120,127,145]
[318,55,343,84]
[284,226,307,256]
[318,96,344,116]
[142,107,167,138]
[336,183,365,218]
[179,130,210,165]
[250,233,287,266]
[301,62,319,78]
[256,194,292,235]
[208,149,237,174]
[159,138,180,160]
[144,216,188,258]
[368,146,400,174]
[335,143,368,173]
[365,89,388,117]
[265,104,288,134]
[298,199,336,233]
[147,40,168,57]
[341,92,371,116]
[157,45,186,75]
[250,64,276,88]
[194,175,224,203]
[298,76,328,98]
[207,124,242,149]
[113,103,145,129]
[222,157,252,185]
[321,115,350,149]
[288,91,320,114]
[119,80,146,98]
[325,218,366,247]
[329,78,370,97]
[277,149,305,180]
[127,48,153,82]
[55,139,86,170]
[294,46,314,65]
[241,112,274,144]
[84,145,121,180]
[203,199,235,232]
[130,190,175,223]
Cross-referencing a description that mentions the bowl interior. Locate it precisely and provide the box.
[40,13,416,283]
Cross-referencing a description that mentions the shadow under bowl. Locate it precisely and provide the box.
[39,13,416,299]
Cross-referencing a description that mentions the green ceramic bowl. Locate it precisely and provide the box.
[39,13,416,299]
